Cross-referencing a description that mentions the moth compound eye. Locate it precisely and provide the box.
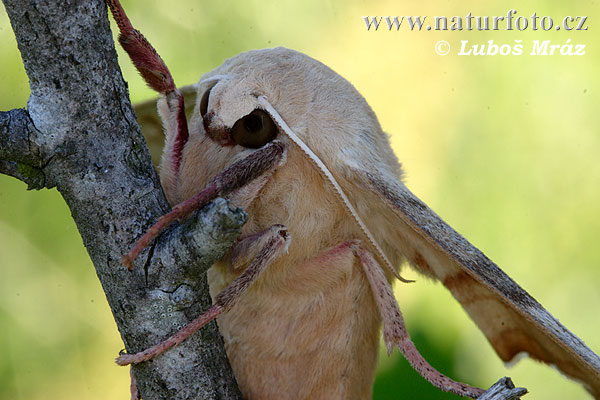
[231,109,277,148]
[199,85,215,117]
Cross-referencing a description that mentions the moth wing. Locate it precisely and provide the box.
[133,84,198,166]
[358,168,600,398]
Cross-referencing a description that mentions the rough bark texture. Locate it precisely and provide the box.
[0,1,243,399]
[478,378,527,400]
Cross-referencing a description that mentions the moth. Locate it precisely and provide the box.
[105,1,600,399]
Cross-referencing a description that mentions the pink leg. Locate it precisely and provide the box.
[129,366,140,400]
[105,0,189,179]
[121,141,285,268]
[116,225,290,366]
[105,1,289,271]
[105,0,175,94]
[354,244,485,399]
[302,241,484,398]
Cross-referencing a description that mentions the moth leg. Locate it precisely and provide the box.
[122,141,285,268]
[116,225,290,366]
[106,0,176,95]
[354,244,486,399]
[129,366,140,400]
[156,91,190,197]
[105,0,189,187]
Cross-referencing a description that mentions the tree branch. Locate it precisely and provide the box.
[479,377,527,400]
[1,0,242,398]
[0,108,46,188]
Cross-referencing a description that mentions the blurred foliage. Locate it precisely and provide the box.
[1,0,598,399]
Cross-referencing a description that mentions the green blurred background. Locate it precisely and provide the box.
[1,0,598,399]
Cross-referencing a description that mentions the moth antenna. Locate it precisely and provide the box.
[258,97,412,283]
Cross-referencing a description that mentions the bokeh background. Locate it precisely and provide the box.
[1,0,598,399]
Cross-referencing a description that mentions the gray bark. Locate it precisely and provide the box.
[0,1,242,399]
[479,378,527,400]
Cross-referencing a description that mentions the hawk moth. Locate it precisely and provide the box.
[104,0,600,398]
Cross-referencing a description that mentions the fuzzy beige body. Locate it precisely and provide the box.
[175,135,383,399]
[158,48,409,399]
[131,42,600,399]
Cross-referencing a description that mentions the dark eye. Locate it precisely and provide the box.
[231,109,277,148]
[199,85,214,117]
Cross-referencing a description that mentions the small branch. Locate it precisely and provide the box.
[150,198,247,284]
[0,109,47,189]
[0,108,44,163]
[122,140,284,268]
[479,377,527,400]
[0,160,45,189]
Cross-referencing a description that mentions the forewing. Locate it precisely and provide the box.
[362,170,600,398]
[133,85,197,166]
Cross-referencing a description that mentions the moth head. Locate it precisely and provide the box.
[196,78,277,149]
[190,48,367,151]
[190,48,397,172]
